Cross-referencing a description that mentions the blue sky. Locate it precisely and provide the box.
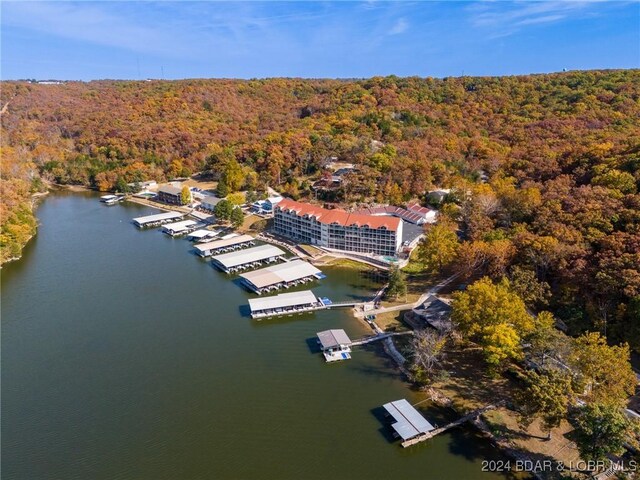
[1,1,638,80]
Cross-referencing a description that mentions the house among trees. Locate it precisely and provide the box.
[409,295,452,332]
[157,183,190,205]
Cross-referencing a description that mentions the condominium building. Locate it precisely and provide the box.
[274,199,402,257]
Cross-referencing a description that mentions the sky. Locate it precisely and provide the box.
[1,1,639,80]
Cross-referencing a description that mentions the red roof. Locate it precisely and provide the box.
[277,199,401,231]
[407,202,435,216]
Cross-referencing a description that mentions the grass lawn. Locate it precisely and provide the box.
[374,309,412,332]
[325,257,376,271]
[298,244,323,257]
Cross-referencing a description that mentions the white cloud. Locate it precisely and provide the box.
[466,0,620,36]
[388,17,408,35]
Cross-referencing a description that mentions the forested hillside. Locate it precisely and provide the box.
[1,71,638,345]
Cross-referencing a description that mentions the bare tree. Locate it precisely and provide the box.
[410,329,448,385]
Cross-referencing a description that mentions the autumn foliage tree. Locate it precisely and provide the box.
[452,277,533,371]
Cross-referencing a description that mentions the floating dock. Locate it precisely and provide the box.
[187,229,219,242]
[382,399,435,442]
[162,220,203,236]
[212,244,286,274]
[239,259,323,294]
[317,329,352,362]
[193,234,255,257]
[100,194,124,205]
[248,290,324,319]
[133,211,184,228]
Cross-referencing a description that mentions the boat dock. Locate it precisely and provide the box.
[212,244,286,274]
[100,194,125,205]
[193,234,255,257]
[317,329,352,362]
[239,259,323,294]
[399,404,498,448]
[248,290,325,319]
[187,229,219,242]
[382,399,435,444]
[133,211,184,228]
[162,220,204,236]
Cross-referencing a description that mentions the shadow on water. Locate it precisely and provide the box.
[352,363,403,381]
[231,277,250,291]
[245,311,318,326]
[447,427,536,479]
[370,406,399,444]
[238,304,252,317]
[305,337,322,354]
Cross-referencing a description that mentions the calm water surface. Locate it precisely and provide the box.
[2,192,517,480]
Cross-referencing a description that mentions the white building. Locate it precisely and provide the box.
[201,195,222,212]
[274,199,402,257]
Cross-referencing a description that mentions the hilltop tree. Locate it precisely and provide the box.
[452,277,533,370]
[231,206,244,228]
[518,369,574,440]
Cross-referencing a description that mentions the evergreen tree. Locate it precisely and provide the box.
[231,206,244,228]
[386,265,407,300]
[214,199,233,220]
[217,179,229,197]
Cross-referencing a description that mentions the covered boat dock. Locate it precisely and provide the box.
[239,259,323,294]
[162,219,203,236]
[317,329,352,362]
[382,399,435,442]
[248,290,324,319]
[133,211,184,228]
[194,234,255,257]
[187,229,219,242]
[211,244,286,274]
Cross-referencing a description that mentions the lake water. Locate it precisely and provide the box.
[2,191,515,480]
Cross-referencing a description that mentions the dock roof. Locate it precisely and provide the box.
[383,399,434,441]
[317,329,352,350]
[212,244,285,269]
[248,290,319,313]
[194,234,254,254]
[133,211,184,225]
[240,260,321,289]
[188,229,218,239]
[163,219,198,232]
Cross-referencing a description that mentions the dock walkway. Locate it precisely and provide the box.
[351,331,413,346]
[401,404,498,448]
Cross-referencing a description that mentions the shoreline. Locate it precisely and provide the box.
[3,189,543,473]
